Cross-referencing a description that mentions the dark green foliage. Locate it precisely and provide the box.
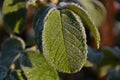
[0,37,25,68]
[2,0,27,34]
[87,46,103,65]
[85,46,120,80]
[100,47,120,66]
[107,66,120,80]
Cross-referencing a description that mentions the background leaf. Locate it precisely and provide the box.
[80,0,106,27]
[107,66,120,80]
[87,46,103,65]
[2,0,27,34]
[0,65,15,80]
[20,50,59,80]
[99,47,120,67]
[42,7,87,73]
[1,36,25,52]
[0,37,25,68]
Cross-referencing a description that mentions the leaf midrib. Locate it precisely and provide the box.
[59,10,73,72]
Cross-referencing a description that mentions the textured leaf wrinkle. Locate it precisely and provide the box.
[59,2,100,48]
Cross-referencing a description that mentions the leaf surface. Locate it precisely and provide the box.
[42,8,87,73]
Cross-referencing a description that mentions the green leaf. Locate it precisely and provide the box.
[61,3,100,48]
[20,50,59,80]
[80,0,106,27]
[41,6,87,73]
[2,0,27,34]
